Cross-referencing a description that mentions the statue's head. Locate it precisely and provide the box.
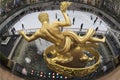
[38,13,49,23]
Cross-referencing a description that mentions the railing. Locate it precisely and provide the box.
[0,5,28,24]
[16,28,107,35]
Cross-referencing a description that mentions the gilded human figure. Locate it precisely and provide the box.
[19,1,105,63]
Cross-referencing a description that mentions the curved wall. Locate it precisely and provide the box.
[0,1,120,80]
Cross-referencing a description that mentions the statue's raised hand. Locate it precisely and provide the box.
[60,1,72,12]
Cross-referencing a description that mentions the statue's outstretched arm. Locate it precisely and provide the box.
[56,2,72,27]
[19,30,41,42]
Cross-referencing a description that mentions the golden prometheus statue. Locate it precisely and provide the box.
[19,1,105,77]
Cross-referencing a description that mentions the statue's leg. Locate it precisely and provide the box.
[80,28,96,43]
[62,29,95,43]
[89,36,105,42]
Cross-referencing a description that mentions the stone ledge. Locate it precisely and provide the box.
[1,37,11,45]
